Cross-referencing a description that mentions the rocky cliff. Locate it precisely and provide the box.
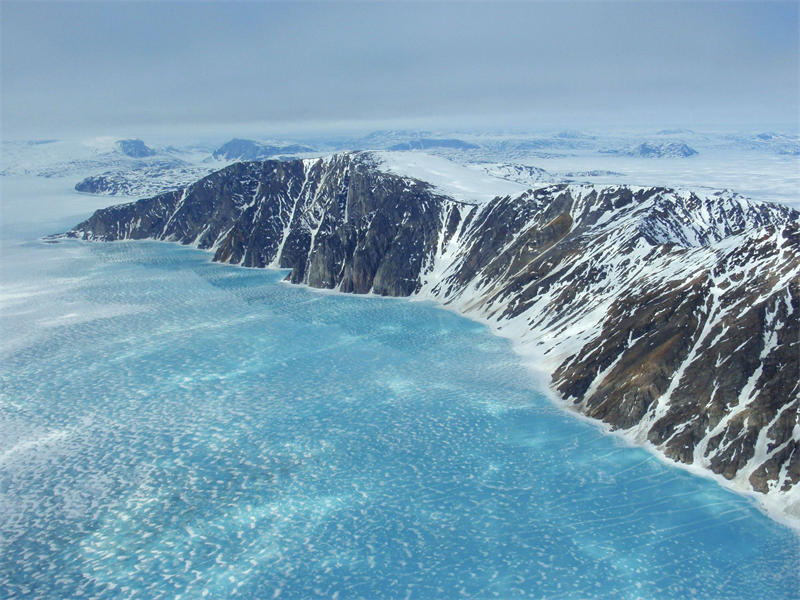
[63,152,800,519]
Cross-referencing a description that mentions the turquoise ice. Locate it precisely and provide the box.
[1,235,798,599]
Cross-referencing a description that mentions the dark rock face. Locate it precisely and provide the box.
[211,139,262,161]
[117,139,156,158]
[63,153,800,511]
[68,155,468,295]
[211,139,314,161]
[75,175,118,194]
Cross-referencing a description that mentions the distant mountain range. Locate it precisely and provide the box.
[601,142,698,158]
[5,129,799,181]
[387,138,479,151]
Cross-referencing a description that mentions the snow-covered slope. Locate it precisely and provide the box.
[62,153,800,525]
[371,151,527,203]
[420,185,798,520]
[476,163,553,187]
[0,138,189,178]
[74,165,216,197]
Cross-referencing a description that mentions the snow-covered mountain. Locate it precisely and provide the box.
[74,164,216,197]
[61,152,800,523]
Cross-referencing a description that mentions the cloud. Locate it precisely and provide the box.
[2,1,797,137]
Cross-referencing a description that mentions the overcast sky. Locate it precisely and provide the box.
[2,1,798,138]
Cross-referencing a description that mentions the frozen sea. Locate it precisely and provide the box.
[1,177,799,599]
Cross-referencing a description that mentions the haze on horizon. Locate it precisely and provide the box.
[1,1,798,140]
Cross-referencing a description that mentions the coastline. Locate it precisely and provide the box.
[269,251,800,534]
[413,294,800,534]
[49,223,800,534]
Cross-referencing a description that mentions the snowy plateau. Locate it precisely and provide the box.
[37,128,800,529]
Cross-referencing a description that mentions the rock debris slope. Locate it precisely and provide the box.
[64,152,800,520]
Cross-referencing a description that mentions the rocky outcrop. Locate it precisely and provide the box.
[117,139,156,158]
[62,152,800,519]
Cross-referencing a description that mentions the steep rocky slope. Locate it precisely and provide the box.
[62,153,800,520]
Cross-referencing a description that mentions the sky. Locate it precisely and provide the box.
[1,1,798,139]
